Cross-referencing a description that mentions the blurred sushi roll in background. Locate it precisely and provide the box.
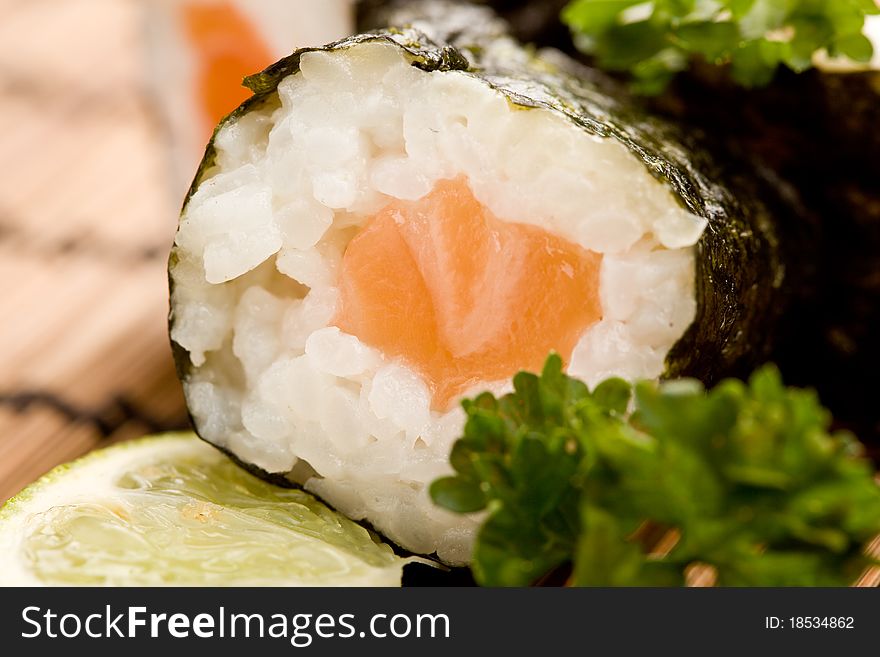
[168,0,791,562]
[146,0,355,198]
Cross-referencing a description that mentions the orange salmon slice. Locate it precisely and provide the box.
[334,177,603,410]
[180,1,273,142]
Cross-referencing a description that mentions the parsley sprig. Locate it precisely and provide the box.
[430,355,880,586]
[561,0,880,93]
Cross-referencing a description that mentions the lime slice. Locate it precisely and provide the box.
[0,433,408,586]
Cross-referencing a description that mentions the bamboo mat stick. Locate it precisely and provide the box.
[0,0,188,503]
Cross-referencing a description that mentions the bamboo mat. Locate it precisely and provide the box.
[0,0,876,588]
[0,0,190,503]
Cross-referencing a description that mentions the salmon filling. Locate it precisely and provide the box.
[334,177,603,409]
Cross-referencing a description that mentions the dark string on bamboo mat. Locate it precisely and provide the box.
[0,390,190,439]
[0,219,167,264]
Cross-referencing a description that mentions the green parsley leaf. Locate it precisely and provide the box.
[561,0,879,93]
[431,355,880,586]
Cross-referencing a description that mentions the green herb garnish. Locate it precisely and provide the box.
[430,355,880,586]
[561,0,880,93]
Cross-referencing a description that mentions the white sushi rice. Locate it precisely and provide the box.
[170,41,707,564]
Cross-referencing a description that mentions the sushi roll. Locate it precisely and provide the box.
[147,0,354,197]
[169,0,785,563]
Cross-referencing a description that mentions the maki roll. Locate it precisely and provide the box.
[147,0,353,197]
[169,0,785,563]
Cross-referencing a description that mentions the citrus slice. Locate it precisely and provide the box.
[0,433,408,586]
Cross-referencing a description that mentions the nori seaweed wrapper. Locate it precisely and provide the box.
[358,0,572,45]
